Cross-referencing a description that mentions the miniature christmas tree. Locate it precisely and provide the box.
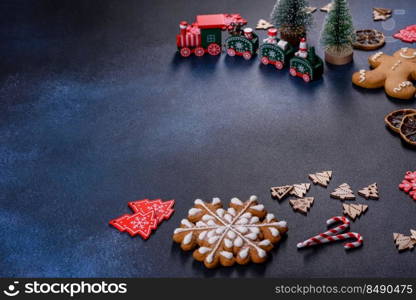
[270,0,313,45]
[320,0,355,64]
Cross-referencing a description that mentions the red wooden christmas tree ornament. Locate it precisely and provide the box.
[110,199,175,239]
[128,199,175,224]
[109,211,157,239]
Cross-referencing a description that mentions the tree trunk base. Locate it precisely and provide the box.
[325,51,354,65]
[281,32,305,47]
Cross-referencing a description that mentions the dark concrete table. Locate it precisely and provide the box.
[1,0,415,277]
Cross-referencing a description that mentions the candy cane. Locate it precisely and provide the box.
[297,216,349,248]
[297,216,363,250]
[303,232,363,249]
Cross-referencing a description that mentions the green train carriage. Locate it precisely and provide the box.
[259,40,296,70]
[289,47,324,82]
[225,28,259,60]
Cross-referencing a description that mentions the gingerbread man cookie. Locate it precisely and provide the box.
[352,48,416,100]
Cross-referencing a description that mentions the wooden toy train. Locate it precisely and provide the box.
[176,14,323,82]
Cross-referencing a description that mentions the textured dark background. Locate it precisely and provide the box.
[1,0,415,278]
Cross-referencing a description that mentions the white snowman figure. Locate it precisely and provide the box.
[295,37,308,59]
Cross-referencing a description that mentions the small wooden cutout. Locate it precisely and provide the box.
[271,185,293,200]
[256,19,274,30]
[343,204,368,220]
[331,183,355,200]
[289,197,314,214]
[411,229,416,241]
[320,2,333,12]
[373,7,392,21]
[290,183,311,198]
[309,170,332,187]
[393,233,416,251]
[358,183,379,200]
[305,6,317,14]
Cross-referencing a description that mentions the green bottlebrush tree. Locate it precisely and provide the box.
[320,0,355,56]
[270,0,313,37]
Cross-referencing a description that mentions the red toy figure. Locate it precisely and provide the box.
[263,28,278,44]
[243,27,254,40]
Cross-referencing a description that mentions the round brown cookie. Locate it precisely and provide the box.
[384,109,416,133]
[400,113,416,146]
[352,29,385,50]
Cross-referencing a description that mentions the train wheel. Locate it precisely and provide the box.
[275,61,284,70]
[289,67,297,77]
[261,57,269,65]
[180,47,191,57]
[194,47,205,57]
[243,51,252,60]
[302,73,311,83]
[207,43,221,56]
[227,48,236,57]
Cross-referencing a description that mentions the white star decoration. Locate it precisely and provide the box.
[235,42,243,50]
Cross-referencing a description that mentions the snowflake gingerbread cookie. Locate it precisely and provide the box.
[352,48,416,100]
[172,195,288,268]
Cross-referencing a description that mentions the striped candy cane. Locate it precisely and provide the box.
[304,232,363,249]
[297,216,349,248]
[297,216,363,250]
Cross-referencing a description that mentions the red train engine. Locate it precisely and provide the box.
[176,14,247,57]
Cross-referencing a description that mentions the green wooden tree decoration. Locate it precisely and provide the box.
[270,0,313,43]
[320,0,355,56]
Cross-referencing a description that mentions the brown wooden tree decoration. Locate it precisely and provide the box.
[411,229,416,241]
[342,204,368,220]
[393,233,416,251]
[331,183,355,200]
[309,171,332,187]
[358,183,379,200]
[320,2,333,12]
[256,19,274,30]
[289,197,314,214]
[290,183,311,198]
[373,8,392,21]
[270,185,293,200]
